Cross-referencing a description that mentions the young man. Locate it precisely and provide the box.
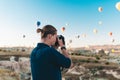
[30,25,71,80]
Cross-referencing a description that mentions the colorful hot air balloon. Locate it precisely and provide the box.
[61,27,65,32]
[93,29,98,34]
[98,7,103,12]
[115,2,120,11]
[109,32,112,36]
[37,21,41,27]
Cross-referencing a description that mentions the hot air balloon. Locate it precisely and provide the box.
[23,35,25,38]
[112,39,115,43]
[75,35,80,38]
[69,39,72,43]
[115,2,120,11]
[98,7,103,12]
[61,27,65,32]
[77,35,80,38]
[109,32,112,36]
[37,21,41,27]
[93,29,98,34]
[82,34,86,38]
[98,21,102,25]
[65,23,68,26]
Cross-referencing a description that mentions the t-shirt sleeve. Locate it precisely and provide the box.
[51,48,71,68]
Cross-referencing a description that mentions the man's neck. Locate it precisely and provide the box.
[41,39,51,46]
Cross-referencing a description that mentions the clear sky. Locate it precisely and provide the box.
[0,0,120,48]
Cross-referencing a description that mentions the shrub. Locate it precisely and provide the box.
[3,50,6,52]
[97,66,104,70]
[94,60,99,63]
[95,56,100,60]
[105,62,109,65]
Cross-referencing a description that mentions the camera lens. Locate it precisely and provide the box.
[60,35,64,39]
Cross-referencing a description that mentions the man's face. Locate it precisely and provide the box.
[51,33,57,45]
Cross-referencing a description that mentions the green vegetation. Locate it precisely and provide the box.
[95,55,100,60]
[105,62,110,65]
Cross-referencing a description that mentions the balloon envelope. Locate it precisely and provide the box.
[109,32,112,36]
[98,7,103,12]
[23,35,25,38]
[116,2,120,11]
[75,35,80,38]
[98,21,102,25]
[77,35,80,38]
[37,21,41,27]
[65,23,68,26]
[93,29,98,34]
[61,27,65,32]
[82,34,86,38]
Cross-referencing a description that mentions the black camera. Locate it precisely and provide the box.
[54,35,65,47]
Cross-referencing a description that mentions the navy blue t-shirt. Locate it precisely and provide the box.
[30,43,71,80]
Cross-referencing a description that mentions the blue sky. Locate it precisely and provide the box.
[0,0,120,48]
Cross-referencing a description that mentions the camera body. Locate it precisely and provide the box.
[54,35,65,47]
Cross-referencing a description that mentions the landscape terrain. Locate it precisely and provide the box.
[0,45,120,80]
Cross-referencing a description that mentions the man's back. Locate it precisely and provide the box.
[30,43,71,80]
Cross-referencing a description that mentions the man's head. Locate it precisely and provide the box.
[37,25,57,46]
